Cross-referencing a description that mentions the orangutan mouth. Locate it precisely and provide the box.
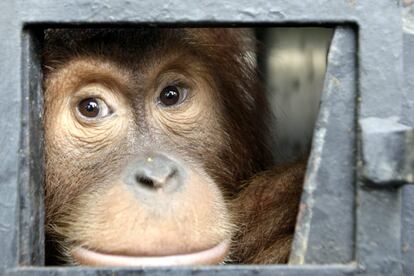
[71,240,230,266]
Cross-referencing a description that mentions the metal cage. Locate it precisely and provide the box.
[0,0,413,275]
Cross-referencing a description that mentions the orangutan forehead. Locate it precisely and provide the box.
[43,28,190,66]
[44,28,187,49]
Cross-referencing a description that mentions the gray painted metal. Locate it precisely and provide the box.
[360,117,414,187]
[359,1,414,189]
[0,0,411,275]
[0,0,22,270]
[6,265,356,276]
[290,26,356,265]
[19,29,45,266]
[402,2,414,275]
[15,0,400,26]
[354,2,405,275]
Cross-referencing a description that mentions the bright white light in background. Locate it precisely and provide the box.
[264,28,333,163]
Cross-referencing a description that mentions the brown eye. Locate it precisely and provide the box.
[77,97,111,119]
[159,85,188,107]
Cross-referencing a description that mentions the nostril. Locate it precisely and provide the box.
[134,167,178,191]
[168,168,178,179]
[135,175,157,190]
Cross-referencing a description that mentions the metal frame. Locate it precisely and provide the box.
[0,0,412,275]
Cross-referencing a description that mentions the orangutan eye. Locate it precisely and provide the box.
[158,85,188,107]
[77,97,111,119]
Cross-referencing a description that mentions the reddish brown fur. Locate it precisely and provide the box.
[42,28,305,265]
[229,162,305,263]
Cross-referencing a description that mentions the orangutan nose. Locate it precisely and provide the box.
[123,153,185,193]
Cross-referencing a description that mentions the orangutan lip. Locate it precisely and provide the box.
[71,240,230,266]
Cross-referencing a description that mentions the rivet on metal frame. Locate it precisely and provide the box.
[360,116,414,188]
